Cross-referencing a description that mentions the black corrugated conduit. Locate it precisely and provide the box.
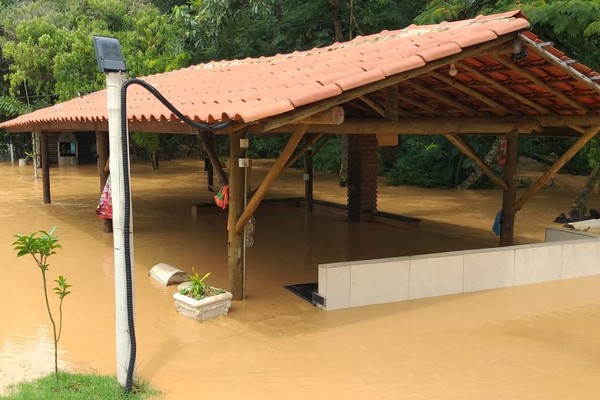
[120,78,233,393]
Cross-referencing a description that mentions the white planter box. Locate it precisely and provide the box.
[173,290,233,321]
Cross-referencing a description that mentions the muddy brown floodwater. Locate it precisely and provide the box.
[1,159,600,399]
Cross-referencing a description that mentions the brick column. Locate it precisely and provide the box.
[347,134,378,221]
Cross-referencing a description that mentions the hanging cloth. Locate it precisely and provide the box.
[96,176,113,219]
[214,185,229,209]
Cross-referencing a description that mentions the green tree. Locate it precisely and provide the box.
[12,227,71,375]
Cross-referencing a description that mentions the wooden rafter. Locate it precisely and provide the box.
[397,93,448,116]
[358,96,386,117]
[494,56,590,113]
[402,81,478,116]
[459,61,549,114]
[444,133,508,190]
[513,126,600,213]
[428,70,514,115]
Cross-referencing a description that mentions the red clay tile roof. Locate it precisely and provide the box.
[2,10,599,134]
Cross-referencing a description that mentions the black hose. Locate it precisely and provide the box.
[120,78,234,393]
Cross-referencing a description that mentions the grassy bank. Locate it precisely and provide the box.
[0,372,158,399]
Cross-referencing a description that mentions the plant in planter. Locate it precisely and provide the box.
[173,269,232,321]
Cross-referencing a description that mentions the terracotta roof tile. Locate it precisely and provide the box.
[3,10,599,132]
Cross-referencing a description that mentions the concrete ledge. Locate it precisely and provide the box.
[318,236,600,311]
[192,197,421,229]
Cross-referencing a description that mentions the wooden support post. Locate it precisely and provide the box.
[235,125,309,235]
[41,132,51,204]
[96,131,112,233]
[513,126,600,213]
[500,133,518,246]
[304,149,313,213]
[228,131,245,300]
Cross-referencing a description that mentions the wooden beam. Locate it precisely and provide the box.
[500,133,518,246]
[41,132,51,204]
[513,126,600,213]
[520,33,600,96]
[228,131,245,300]
[283,133,324,170]
[258,34,518,132]
[428,71,514,114]
[402,81,478,115]
[234,124,309,235]
[494,56,590,113]
[299,107,344,125]
[444,133,508,191]
[268,117,535,135]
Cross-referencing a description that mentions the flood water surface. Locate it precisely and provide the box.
[1,160,600,399]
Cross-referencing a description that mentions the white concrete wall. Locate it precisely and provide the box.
[545,226,599,242]
[318,234,600,311]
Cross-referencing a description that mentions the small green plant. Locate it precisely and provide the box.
[179,269,224,300]
[12,227,71,375]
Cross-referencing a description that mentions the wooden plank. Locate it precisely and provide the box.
[234,124,309,235]
[397,93,448,116]
[444,133,508,191]
[513,126,600,213]
[227,131,245,300]
[428,71,514,114]
[41,131,51,204]
[258,34,517,132]
[500,133,518,246]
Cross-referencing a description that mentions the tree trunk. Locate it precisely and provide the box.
[329,0,344,42]
[457,136,502,189]
[150,150,159,171]
[200,132,228,186]
[572,166,600,212]
[328,1,348,187]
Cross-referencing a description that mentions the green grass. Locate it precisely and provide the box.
[0,372,159,400]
